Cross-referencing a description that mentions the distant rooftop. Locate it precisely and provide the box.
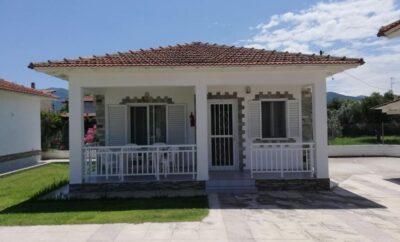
[378,19,400,37]
[0,79,58,99]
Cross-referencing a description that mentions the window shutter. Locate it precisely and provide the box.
[247,101,261,139]
[107,105,127,145]
[287,100,301,139]
[167,104,187,144]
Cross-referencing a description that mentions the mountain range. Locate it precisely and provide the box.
[326,92,365,102]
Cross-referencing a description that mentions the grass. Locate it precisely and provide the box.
[0,163,208,225]
[329,136,400,145]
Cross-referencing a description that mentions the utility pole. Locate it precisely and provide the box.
[390,77,395,93]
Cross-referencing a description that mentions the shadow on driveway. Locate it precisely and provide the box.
[217,186,385,209]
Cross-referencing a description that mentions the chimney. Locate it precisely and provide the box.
[31,82,36,89]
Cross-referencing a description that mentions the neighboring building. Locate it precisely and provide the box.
[61,95,96,118]
[0,79,57,173]
[40,88,57,112]
[378,19,400,38]
[29,42,363,195]
[373,99,400,115]
[376,19,400,115]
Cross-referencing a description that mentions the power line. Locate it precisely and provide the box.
[341,71,391,92]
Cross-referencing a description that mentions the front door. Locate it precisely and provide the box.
[208,100,238,170]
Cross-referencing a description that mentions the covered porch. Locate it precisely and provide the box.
[72,81,326,184]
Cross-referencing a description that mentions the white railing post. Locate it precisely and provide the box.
[120,147,124,182]
[250,144,254,178]
[156,147,160,180]
[105,152,109,180]
[192,146,195,179]
[80,144,198,181]
[82,148,86,183]
[280,145,284,178]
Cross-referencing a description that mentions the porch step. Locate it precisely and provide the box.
[206,179,257,193]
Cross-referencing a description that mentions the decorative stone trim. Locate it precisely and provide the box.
[0,150,41,163]
[207,92,246,170]
[301,87,313,142]
[120,93,174,104]
[253,91,295,100]
[69,181,206,199]
[256,179,331,191]
[252,90,296,144]
[252,138,296,143]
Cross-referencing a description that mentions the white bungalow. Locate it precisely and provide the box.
[0,79,57,173]
[29,42,364,193]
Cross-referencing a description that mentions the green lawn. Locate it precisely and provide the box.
[329,136,400,145]
[0,163,208,225]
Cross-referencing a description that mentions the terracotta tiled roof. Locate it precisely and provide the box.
[0,79,58,99]
[28,42,364,69]
[372,98,400,109]
[378,19,400,37]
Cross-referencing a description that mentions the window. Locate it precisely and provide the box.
[130,105,166,145]
[261,101,286,138]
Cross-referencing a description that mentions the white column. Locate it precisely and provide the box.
[195,84,209,180]
[312,80,329,179]
[69,82,84,184]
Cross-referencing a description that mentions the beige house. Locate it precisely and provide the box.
[378,19,400,38]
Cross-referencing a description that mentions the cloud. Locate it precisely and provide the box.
[245,0,400,96]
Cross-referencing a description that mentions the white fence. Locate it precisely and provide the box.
[250,142,315,178]
[329,145,400,157]
[83,144,197,182]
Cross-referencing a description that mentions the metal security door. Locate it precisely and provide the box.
[208,100,238,170]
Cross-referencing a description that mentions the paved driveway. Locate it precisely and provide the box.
[1,157,400,242]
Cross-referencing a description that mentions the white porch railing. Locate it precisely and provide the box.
[250,142,315,178]
[82,144,197,182]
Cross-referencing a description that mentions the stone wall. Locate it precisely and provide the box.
[69,181,206,199]
[253,91,295,101]
[120,93,174,104]
[252,91,296,144]
[301,87,313,142]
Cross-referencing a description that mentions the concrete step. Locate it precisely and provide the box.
[206,179,257,193]
[206,179,255,187]
[206,186,258,193]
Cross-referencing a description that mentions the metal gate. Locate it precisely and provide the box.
[208,100,238,170]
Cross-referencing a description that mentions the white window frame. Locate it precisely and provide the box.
[126,103,169,145]
[259,98,289,140]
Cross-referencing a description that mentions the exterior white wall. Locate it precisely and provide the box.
[65,66,337,183]
[329,145,400,157]
[100,86,196,144]
[207,85,304,170]
[385,27,400,38]
[0,90,42,156]
[69,83,84,184]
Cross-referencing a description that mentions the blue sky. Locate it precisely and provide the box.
[1,0,400,95]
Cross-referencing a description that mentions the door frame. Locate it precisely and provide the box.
[207,99,239,171]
